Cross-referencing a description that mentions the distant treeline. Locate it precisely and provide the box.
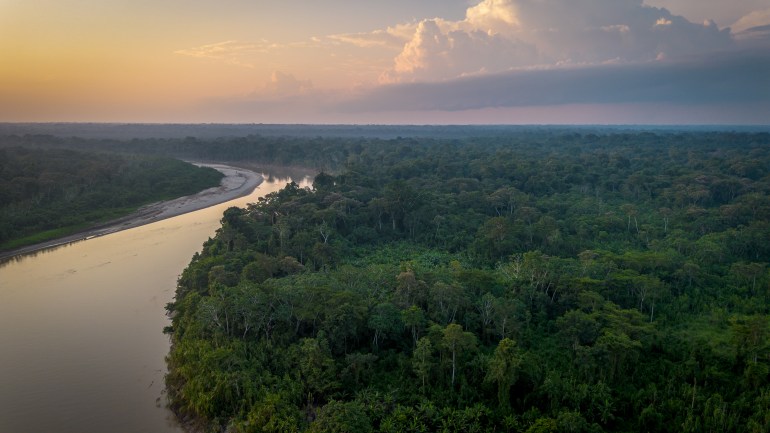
[5,123,762,140]
[3,129,770,172]
[0,146,222,249]
[154,130,770,432]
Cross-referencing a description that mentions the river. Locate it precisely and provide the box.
[0,170,311,433]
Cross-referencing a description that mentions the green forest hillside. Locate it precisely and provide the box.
[164,131,770,432]
[0,147,223,250]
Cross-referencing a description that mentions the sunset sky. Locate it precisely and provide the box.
[1,0,769,124]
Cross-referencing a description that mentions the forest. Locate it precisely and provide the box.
[0,145,223,250]
[152,129,770,432]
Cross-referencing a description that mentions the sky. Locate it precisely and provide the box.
[1,0,769,124]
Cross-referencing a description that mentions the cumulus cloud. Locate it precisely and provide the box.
[380,19,538,83]
[181,0,767,123]
[732,8,770,32]
[367,0,734,83]
[731,8,770,43]
[464,0,521,35]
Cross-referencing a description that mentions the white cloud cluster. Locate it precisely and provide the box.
[731,8,770,35]
[380,19,537,82]
[361,0,735,83]
[176,0,768,123]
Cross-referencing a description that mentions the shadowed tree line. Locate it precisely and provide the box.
[0,146,223,249]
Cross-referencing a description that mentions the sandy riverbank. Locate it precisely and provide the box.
[0,163,263,262]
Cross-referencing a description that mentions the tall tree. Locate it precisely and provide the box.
[413,337,434,393]
[442,323,477,389]
[485,338,522,408]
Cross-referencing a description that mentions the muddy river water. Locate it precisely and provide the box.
[0,171,310,433]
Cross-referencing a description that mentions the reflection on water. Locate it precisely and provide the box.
[0,171,311,433]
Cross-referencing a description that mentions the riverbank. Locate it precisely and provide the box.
[0,163,263,263]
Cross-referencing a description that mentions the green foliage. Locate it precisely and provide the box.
[412,337,434,393]
[308,400,373,433]
[485,338,522,409]
[0,146,222,249]
[525,418,558,433]
[160,129,770,432]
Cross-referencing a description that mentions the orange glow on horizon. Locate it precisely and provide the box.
[0,0,767,124]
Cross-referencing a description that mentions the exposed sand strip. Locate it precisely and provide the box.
[0,163,263,262]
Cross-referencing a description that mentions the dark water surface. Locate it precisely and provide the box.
[0,172,310,433]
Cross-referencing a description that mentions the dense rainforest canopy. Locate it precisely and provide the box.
[154,130,770,433]
[0,145,223,250]
[4,128,770,432]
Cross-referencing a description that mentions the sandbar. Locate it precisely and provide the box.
[0,163,263,262]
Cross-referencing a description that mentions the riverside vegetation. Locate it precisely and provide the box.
[4,128,769,432]
[159,130,770,432]
[0,146,223,250]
